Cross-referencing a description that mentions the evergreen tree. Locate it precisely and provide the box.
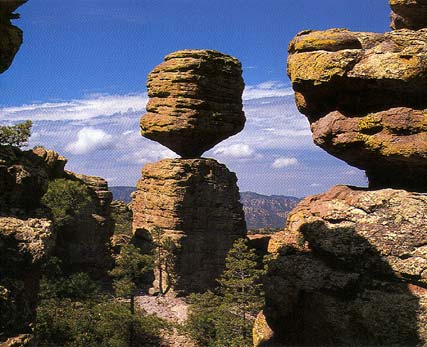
[185,238,265,347]
[151,226,175,295]
[0,120,32,147]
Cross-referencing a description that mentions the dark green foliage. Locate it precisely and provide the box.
[35,261,165,347]
[185,238,265,347]
[110,244,153,299]
[36,298,165,347]
[0,120,32,147]
[41,178,94,227]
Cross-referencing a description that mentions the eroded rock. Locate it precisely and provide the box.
[287,28,427,190]
[132,158,246,293]
[0,0,27,73]
[390,0,427,30]
[262,185,427,346]
[140,49,245,158]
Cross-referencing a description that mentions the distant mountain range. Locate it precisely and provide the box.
[110,186,300,231]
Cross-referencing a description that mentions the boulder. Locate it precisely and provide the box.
[390,0,427,30]
[287,28,427,190]
[0,0,27,73]
[262,185,427,346]
[140,49,245,158]
[132,158,246,293]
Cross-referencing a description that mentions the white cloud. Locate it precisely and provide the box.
[0,93,148,122]
[272,157,299,169]
[213,143,255,159]
[121,142,176,165]
[65,127,113,155]
[243,81,294,100]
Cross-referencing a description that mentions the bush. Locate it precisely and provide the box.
[0,120,32,147]
[41,179,94,227]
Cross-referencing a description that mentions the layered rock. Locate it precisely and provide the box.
[0,0,27,73]
[133,158,246,293]
[55,172,114,274]
[140,49,245,158]
[390,0,427,30]
[0,217,54,344]
[287,28,427,191]
[262,185,427,346]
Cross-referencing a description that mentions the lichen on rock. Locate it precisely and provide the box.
[140,49,245,158]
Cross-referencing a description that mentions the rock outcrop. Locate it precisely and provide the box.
[133,158,246,293]
[0,217,54,344]
[287,28,427,191]
[259,1,427,345]
[0,0,27,73]
[0,145,114,343]
[390,0,427,30]
[133,49,247,295]
[140,49,245,158]
[263,185,427,346]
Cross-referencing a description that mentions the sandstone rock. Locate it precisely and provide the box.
[132,158,246,293]
[141,49,245,158]
[55,172,114,274]
[287,28,427,190]
[0,217,54,342]
[0,146,66,211]
[390,0,427,30]
[253,311,275,347]
[0,0,27,73]
[263,185,427,346]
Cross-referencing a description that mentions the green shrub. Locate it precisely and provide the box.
[41,179,94,227]
[0,120,32,147]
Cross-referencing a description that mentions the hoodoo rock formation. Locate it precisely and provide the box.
[0,0,27,73]
[133,49,247,294]
[287,28,427,191]
[133,159,246,293]
[257,1,427,346]
[140,49,245,158]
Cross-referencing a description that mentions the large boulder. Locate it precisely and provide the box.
[390,0,427,30]
[261,185,427,346]
[287,28,427,191]
[140,49,245,158]
[132,158,246,293]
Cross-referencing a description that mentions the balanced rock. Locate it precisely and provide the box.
[390,0,427,30]
[261,185,427,346]
[132,158,246,293]
[287,28,427,190]
[140,49,245,158]
[0,0,27,73]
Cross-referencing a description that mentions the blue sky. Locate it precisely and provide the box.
[1,0,391,197]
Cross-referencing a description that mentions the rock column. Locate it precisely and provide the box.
[258,1,427,346]
[132,50,247,294]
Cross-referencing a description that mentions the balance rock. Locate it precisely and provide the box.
[132,158,246,293]
[140,49,245,158]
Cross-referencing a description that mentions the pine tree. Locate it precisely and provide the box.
[218,238,265,342]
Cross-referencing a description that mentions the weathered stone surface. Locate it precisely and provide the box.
[0,217,54,343]
[141,49,245,158]
[0,0,27,73]
[288,28,427,190]
[0,146,66,211]
[263,185,427,346]
[312,107,427,190]
[132,158,246,293]
[55,172,114,274]
[390,0,427,30]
